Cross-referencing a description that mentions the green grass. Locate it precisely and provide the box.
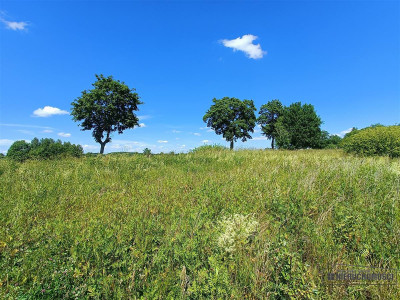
[0,149,399,299]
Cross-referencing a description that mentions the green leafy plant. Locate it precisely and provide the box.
[341,125,400,157]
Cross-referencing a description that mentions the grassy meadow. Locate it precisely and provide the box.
[0,149,399,299]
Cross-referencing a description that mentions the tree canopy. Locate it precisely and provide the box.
[203,97,256,149]
[257,99,284,149]
[275,102,322,149]
[71,74,143,154]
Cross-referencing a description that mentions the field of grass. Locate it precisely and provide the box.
[0,149,399,299]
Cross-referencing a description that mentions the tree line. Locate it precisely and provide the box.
[203,97,340,150]
[70,74,338,152]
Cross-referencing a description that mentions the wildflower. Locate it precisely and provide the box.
[217,213,259,254]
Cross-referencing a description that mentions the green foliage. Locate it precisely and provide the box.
[0,150,399,299]
[203,97,257,149]
[257,99,284,149]
[6,140,31,162]
[319,131,342,149]
[342,125,400,157]
[275,102,322,149]
[142,148,152,157]
[6,138,83,162]
[71,74,143,154]
[0,153,6,159]
[190,144,228,153]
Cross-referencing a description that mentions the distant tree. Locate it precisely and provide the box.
[71,74,143,154]
[203,97,257,150]
[7,140,31,162]
[143,148,152,157]
[275,102,322,149]
[257,99,283,149]
[7,138,83,161]
[318,130,342,149]
[0,153,5,159]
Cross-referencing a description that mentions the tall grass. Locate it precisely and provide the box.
[0,149,399,299]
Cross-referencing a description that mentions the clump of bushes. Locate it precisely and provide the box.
[341,125,400,157]
[190,144,227,153]
[7,138,83,162]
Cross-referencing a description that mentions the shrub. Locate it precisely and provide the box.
[341,125,400,157]
[190,144,227,153]
[7,138,83,161]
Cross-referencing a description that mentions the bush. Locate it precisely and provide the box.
[7,138,83,161]
[341,125,400,157]
[190,144,227,153]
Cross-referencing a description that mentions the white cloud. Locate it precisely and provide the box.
[207,129,213,132]
[193,133,201,136]
[199,127,208,130]
[334,128,353,137]
[221,34,266,59]
[0,17,28,30]
[42,129,53,133]
[82,144,98,152]
[251,136,268,141]
[137,115,152,120]
[33,106,69,117]
[139,123,146,127]
[0,139,14,146]
[157,140,168,143]
[172,130,182,133]
[202,140,210,144]
[58,132,71,138]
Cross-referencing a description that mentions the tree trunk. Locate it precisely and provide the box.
[230,140,234,150]
[100,142,106,154]
[271,138,275,150]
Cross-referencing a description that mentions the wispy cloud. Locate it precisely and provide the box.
[137,115,152,120]
[221,34,266,59]
[251,136,268,141]
[0,123,53,130]
[42,129,53,133]
[0,139,14,146]
[16,129,34,135]
[193,133,201,136]
[58,132,71,138]
[157,140,168,143]
[0,16,28,31]
[33,106,69,117]
[202,140,211,144]
[172,130,182,133]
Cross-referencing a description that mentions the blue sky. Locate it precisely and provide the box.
[1,0,399,154]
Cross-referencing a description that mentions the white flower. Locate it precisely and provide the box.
[217,213,259,254]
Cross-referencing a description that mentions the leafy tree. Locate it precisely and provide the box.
[318,130,342,149]
[7,140,31,162]
[203,97,256,150]
[7,138,83,161]
[275,102,322,149]
[257,99,283,149]
[71,74,143,154]
[143,148,152,157]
